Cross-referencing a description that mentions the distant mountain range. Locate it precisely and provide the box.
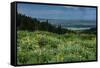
[38,18,96,30]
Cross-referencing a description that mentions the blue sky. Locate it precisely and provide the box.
[17,3,96,20]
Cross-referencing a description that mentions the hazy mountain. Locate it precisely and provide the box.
[38,18,96,30]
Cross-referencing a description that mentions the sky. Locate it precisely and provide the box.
[17,3,96,20]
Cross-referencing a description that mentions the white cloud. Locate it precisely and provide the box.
[63,6,80,9]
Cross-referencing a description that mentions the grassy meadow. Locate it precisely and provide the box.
[17,30,96,64]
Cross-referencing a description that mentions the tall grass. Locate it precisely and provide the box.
[17,30,96,64]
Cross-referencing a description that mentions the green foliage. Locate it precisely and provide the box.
[38,37,47,48]
[17,13,70,34]
[17,30,96,65]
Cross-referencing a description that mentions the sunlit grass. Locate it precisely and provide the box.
[17,30,96,64]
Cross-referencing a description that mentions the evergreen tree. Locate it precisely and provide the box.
[17,13,67,34]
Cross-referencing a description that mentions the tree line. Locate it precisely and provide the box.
[17,13,73,34]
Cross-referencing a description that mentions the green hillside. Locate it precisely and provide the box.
[17,30,96,64]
